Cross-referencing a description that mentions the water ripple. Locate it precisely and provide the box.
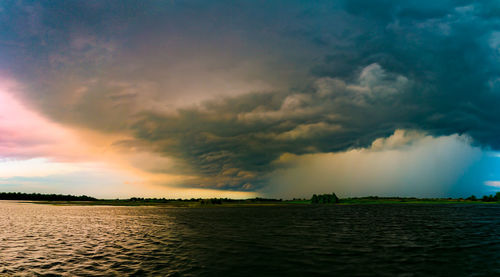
[0,202,499,276]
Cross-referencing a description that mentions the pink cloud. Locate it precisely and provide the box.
[0,80,89,161]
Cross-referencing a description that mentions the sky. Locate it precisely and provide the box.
[1,0,500,198]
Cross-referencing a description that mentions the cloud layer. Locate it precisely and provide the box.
[1,1,500,194]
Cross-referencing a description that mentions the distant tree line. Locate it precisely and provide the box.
[199,198,283,205]
[127,197,283,204]
[311,193,339,204]
[200,198,223,205]
[466,192,500,202]
[129,197,172,202]
[0,192,96,201]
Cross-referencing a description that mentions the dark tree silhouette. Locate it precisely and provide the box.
[0,192,96,201]
[466,195,477,201]
[311,193,339,204]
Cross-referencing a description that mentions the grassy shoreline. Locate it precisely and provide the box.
[11,198,499,207]
[1,192,498,207]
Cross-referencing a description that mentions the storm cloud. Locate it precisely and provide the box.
[2,1,500,192]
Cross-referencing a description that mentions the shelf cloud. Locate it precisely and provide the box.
[1,1,500,196]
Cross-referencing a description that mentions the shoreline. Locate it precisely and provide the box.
[4,199,498,207]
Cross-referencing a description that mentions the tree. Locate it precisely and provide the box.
[466,195,477,201]
[311,193,339,204]
[482,195,496,202]
[312,194,318,204]
[331,193,339,203]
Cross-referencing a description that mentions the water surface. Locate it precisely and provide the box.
[1,201,499,276]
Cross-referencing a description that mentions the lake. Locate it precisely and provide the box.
[0,201,499,276]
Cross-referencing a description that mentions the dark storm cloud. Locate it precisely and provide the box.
[128,64,418,189]
[2,1,500,190]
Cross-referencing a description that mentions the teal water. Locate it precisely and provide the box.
[0,201,499,276]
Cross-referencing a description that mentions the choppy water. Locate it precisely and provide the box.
[0,202,499,276]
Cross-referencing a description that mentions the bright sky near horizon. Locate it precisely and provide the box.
[1,1,500,198]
